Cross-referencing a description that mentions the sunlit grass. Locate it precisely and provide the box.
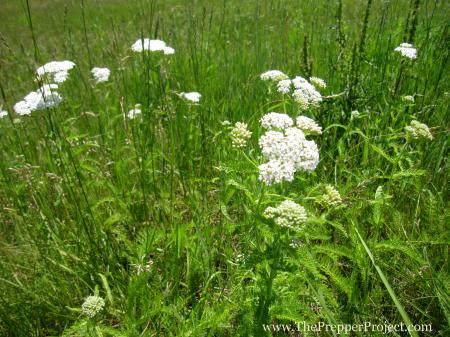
[0,0,448,336]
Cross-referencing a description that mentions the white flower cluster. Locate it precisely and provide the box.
[81,295,105,318]
[295,116,322,135]
[36,60,76,83]
[322,185,342,207]
[405,120,433,140]
[180,91,201,103]
[394,42,417,60]
[292,76,323,110]
[261,70,325,110]
[230,122,252,148]
[402,95,415,103]
[309,76,327,89]
[131,38,175,55]
[0,109,7,118]
[264,199,307,229]
[14,84,61,116]
[260,70,288,81]
[258,113,320,185]
[351,110,360,119]
[260,112,293,130]
[276,79,292,94]
[127,104,142,119]
[91,67,110,83]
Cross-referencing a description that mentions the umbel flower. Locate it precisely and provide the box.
[402,95,415,104]
[321,185,343,207]
[36,60,76,83]
[295,116,322,135]
[179,92,201,103]
[14,84,61,116]
[309,76,326,89]
[0,109,8,118]
[394,42,417,60]
[404,120,433,140]
[277,79,292,94]
[127,104,142,119]
[264,199,307,230]
[260,70,288,81]
[260,112,293,130]
[291,76,322,110]
[91,67,110,83]
[81,295,105,318]
[230,122,252,148]
[131,38,175,54]
[258,112,320,185]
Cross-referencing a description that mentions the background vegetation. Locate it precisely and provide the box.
[0,0,448,336]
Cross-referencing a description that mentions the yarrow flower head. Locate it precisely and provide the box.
[351,110,360,119]
[309,76,326,89]
[258,159,295,185]
[127,104,142,119]
[36,60,76,83]
[295,116,322,135]
[258,124,320,185]
[321,185,343,207]
[277,79,292,94]
[131,38,175,55]
[14,84,61,116]
[260,112,293,130]
[394,42,417,60]
[292,76,322,110]
[0,109,8,118]
[260,70,288,81]
[402,95,415,104]
[91,67,110,83]
[264,200,307,230]
[180,92,201,103]
[230,122,252,149]
[404,120,433,140]
[81,295,105,318]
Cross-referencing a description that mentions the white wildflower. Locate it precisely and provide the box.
[351,110,360,119]
[91,67,110,83]
[277,79,292,94]
[292,76,322,109]
[14,84,61,115]
[36,60,76,83]
[309,76,327,89]
[230,122,252,149]
[0,109,8,118]
[322,185,342,207]
[295,116,322,135]
[131,38,175,54]
[81,295,105,318]
[13,101,32,116]
[405,120,433,140]
[258,159,295,186]
[402,95,415,103]
[180,92,201,103]
[258,127,320,185]
[53,71,70,83]
[394,42,417,60]
[264,200,307,229]
[260,112,293,130]
[162,46,175,55]
[284,127,319,171]
[127,104,142,119]
[260,70,288,81]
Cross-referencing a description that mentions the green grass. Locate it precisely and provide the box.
[0,0,449,336]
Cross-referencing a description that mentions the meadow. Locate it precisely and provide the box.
[0,0,449,336]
